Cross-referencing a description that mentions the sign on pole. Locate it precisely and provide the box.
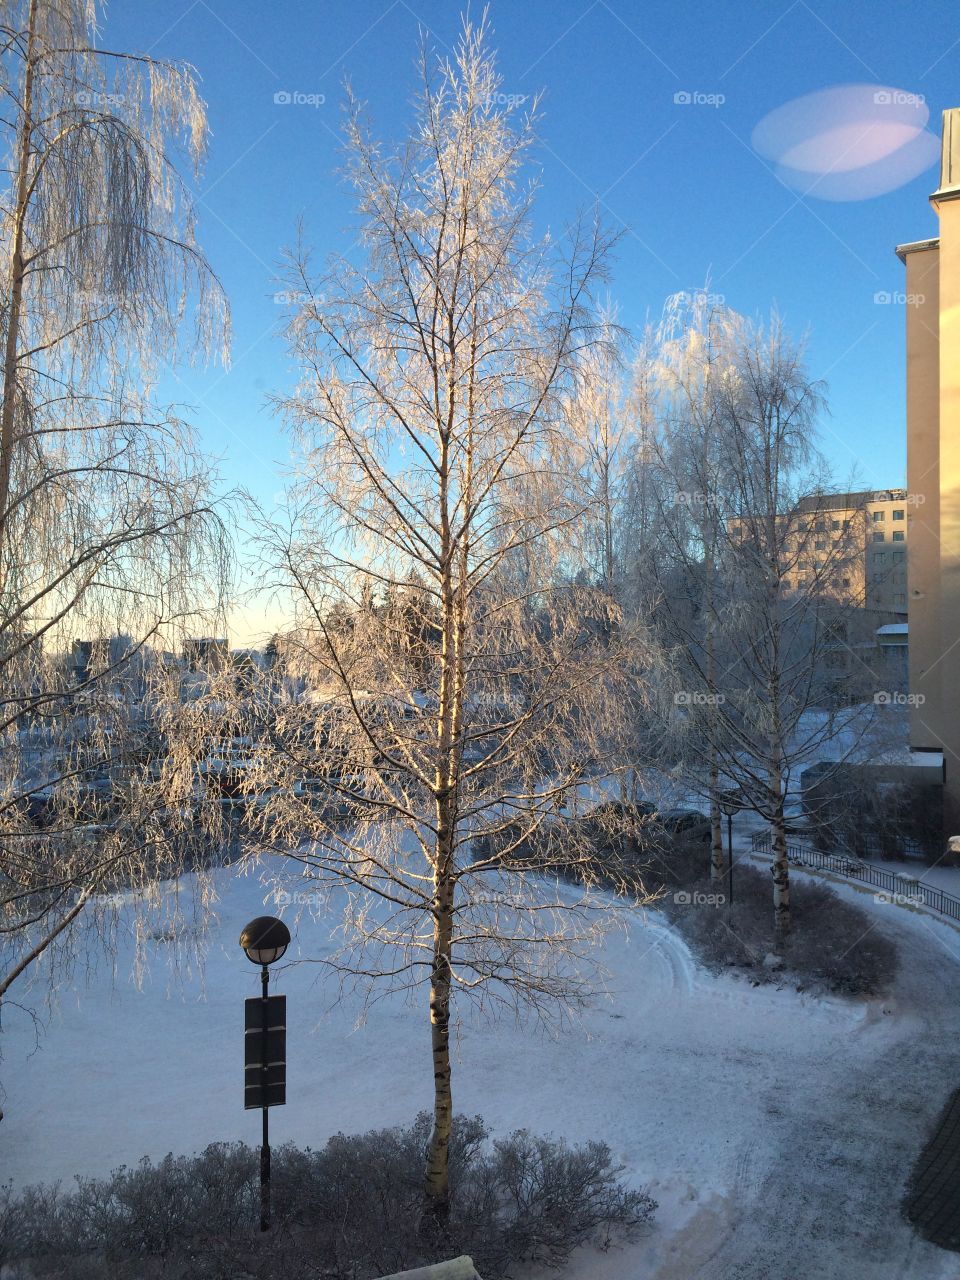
[244,995,287,1109]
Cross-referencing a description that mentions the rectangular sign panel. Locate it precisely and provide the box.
[244,995,286,1109]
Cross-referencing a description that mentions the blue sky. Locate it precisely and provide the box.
[99,0,959,637]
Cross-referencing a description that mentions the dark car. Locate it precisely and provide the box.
[655,807,712,844]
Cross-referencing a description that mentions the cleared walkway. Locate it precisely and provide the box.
[905,1087,960,1253]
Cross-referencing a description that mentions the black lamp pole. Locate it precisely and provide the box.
[240,915,291,1234]
[719,791,743,907]
[260,962,270,1232]
[727,811,734,906]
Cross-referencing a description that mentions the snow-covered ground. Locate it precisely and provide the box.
[3,855,960,1279]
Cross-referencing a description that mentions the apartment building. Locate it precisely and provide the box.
[896,106,960,828]
[792,489,910,615]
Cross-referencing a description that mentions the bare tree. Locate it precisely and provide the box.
[563,308,631,595]
[639,310,870,938]
[0,0,231,1012]
[625,290,744,881]
[252,18,652,1221]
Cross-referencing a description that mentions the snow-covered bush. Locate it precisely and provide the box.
[662,863,898,995]
[0,1114,654,1279]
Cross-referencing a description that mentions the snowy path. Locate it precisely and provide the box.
[3,867,960,1278]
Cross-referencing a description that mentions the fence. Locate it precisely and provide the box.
[750,831,960,924]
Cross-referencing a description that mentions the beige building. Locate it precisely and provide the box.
[792,489,910,614]
[896,107,960,828]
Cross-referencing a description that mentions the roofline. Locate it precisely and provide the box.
[896,237,939,262]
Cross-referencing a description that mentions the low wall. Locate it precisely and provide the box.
[375,1259,482,1280]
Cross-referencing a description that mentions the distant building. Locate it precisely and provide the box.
[791,489,910,616]
[184,637,229,671]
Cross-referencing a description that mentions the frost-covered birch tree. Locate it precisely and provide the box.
[640,308,868,938]
[254,18,651,1220]
[0,0,230,1011]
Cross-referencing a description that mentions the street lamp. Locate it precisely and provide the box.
[240,915,290,1232]
[718,791,744,907]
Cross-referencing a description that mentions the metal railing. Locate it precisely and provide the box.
[751,831,960,923]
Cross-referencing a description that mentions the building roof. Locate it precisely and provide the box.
[795,489,907,514]
[877,622,909,635]
[895,237,939,262]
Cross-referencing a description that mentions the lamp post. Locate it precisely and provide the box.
[240,915,290,1232]
[718,791,743,907]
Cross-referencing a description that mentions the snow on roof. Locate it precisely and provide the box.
[876,623,908,635]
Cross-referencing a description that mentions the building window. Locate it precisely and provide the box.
[826,651,846,669]
[814,519,826,532]
[893,531,905,542]
[815,540,826,551]
[873,510,885,522]
[894,550,905,563]
[842,577,851,588]
[894,592,906,607]
[872,531,884,543]
[831,519,841,531]
[874,552,886,565]
[893,509,905,520]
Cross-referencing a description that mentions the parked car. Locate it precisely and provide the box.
[655,807,712,844]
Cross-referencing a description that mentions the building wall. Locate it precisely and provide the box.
[937,195,960,827]
[901,244,941,751]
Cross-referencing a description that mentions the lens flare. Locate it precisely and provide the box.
[752,84,940,201]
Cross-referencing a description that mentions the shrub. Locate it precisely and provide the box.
[660,863,898,995]
[1,1115,654,1279]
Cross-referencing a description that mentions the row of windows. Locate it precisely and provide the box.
[873,551,907,564]
[872,530,906,542]
[873,509,906,521]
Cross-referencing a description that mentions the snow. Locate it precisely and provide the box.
[3,859,960,1278]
